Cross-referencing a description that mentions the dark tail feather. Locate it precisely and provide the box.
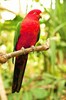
[12,54,28,93]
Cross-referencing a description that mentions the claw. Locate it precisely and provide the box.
[21,47,25,54]
[31,45,35,52]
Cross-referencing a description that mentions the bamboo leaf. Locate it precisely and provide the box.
[31,88,49,99]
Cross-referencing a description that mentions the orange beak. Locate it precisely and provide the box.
[40,12,43,18]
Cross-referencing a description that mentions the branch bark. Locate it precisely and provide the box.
[0,75,7,100]
[0,7,17,15]
[0,39,50,64]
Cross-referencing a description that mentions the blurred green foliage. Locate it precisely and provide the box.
[0,0,66,99]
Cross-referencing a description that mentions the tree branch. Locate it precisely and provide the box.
[0,7,17,15]
[0,39,50,64]
[0,75,7,100]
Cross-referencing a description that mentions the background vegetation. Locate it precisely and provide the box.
[0,0,66,100]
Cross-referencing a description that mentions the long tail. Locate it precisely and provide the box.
[12,54,28,93]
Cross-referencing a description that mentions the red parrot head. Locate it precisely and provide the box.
[26,9,42,20]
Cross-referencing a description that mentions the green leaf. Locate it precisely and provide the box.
[53,22,66,34]
[31,88,49,99]
[8,92,22,100]
[50,40,56,73]
[23,91,33,100]
[58,80,66,94]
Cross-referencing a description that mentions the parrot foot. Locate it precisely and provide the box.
[31,45,35,52]
[21,47,25,54]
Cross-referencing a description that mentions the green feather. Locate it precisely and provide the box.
[12,21,21,63]
[37,29,40,42]
[14,21,21,51]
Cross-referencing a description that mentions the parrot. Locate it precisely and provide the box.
[12,9,42,93]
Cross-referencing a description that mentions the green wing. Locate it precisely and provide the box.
[12,21,21,63]
[37,29,40,42]
[14,21,21,51]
